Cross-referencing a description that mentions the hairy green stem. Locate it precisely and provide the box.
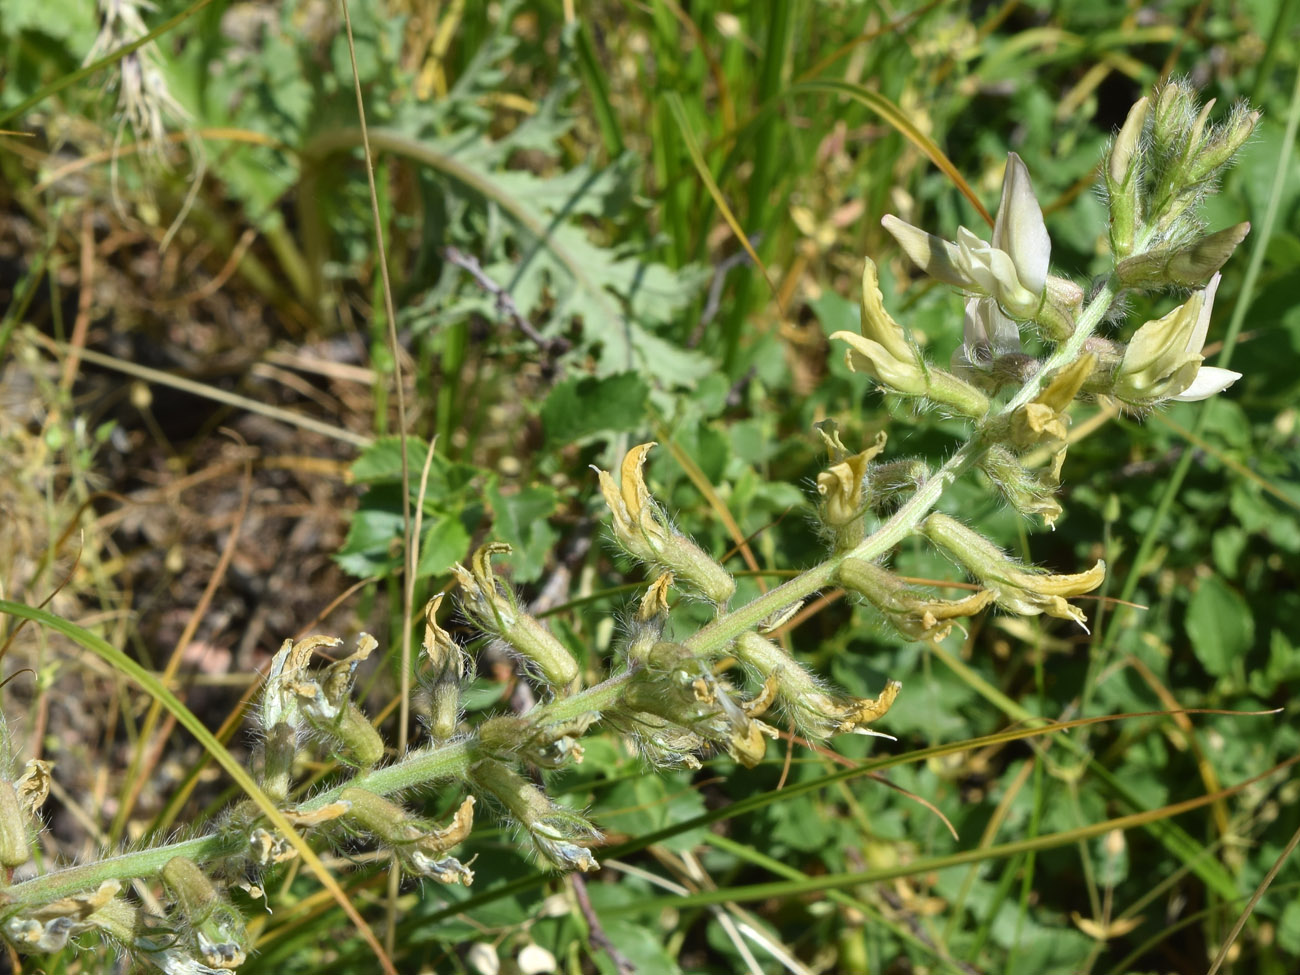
[4,834,238,910]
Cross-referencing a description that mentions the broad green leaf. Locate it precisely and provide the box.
[334,493,404,577]
[1211,525,1248,577]
[415,516,472,578]
[1186,575,1254,676]
[598,773,709,855]
[0,0,96,46]
[541,372,648,445]
[487,480,559,583]
[1278,895,1300,955]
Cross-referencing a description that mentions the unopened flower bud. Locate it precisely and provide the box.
[1115,223,1249,290]
[1184,98,1216,161]
[1151,82,1196,160]
[594,444,736,606]
[1144,85,1260,233]
[1108,96,1149,189]
[454,543,580,688]
[1186,104,1261,183]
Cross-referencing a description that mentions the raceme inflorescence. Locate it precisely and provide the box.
[0,83,1256,974]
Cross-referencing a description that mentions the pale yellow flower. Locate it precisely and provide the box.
[1114,274,1241,404]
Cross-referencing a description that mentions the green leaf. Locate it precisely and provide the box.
[487,480,559,583]
[415,516,471,578]
[371,131,713,385]
[583,886,684,975]
[0,0,96,46]
[339,441,485,579]
[598,772,709,855]
[461,677,511,712]
[1186,575,1254,676]
[350,437,481,494]
[1211,525,1248,577]
[351,436,431,482]
[334,489,404,577]
[1278,889,1300,955]
[541,372,648,445]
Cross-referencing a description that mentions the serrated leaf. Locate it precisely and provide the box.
[541,373,648,445]
[401,129,713,385]
[351,437,432,482]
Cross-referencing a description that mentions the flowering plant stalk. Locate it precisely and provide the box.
[0,83,1258,974]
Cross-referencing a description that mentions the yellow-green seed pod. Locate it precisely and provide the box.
[161,857,247,970]
[319,702,385,767]
[0,780,30,868]
[454,544,581,687]
[341,788,420,845]
[162,857,219,925]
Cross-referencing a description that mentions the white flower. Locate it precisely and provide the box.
[955,296,1021,371]
[882,152,1051,319]
[1114,273,1241,404]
